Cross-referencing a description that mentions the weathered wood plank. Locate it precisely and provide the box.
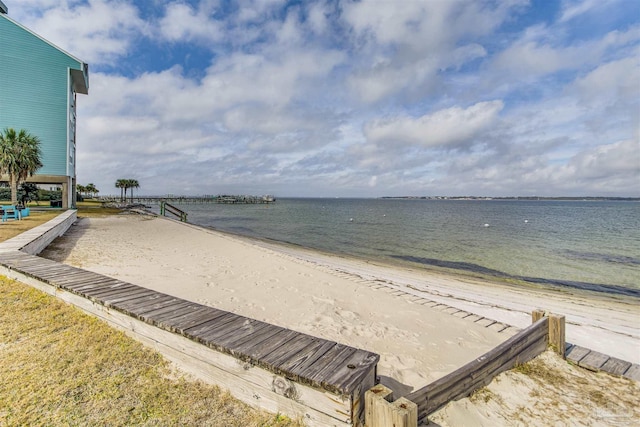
[316,347,370,394]
[98,288,160,306]
[54,274,118,289]
[154,306,220,329]
[566,345,591,364]
[184,312,246,339]
[170,309,233,334]
[197,317,263,351]
[237,328,300,360]
[110,293,177,313]
[140,300,197,320]
[216,320,275,349]
[126,297,190,317]
[279,339,336,375]
[84,287,152,303]
[262,335,320,369]
[623,364,640,381]
[36,270,99,285]
[579,351,610,371]
[38,267,98,280]
[326,351,380,394]
[61,276,124,291]
[600,357,632,377]
[149,304,207,325]
[80,283,141,297]
[308,346,359,385]
[224,322,283,350]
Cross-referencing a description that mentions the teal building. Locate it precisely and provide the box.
[0,2,89,208]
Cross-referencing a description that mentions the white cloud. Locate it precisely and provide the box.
[159,3,223,44]
[7,0,635,197]
[567,139,639,181]
[364,101,504,148]
[15,0,146,65]
[572,56,640,104]
[559,0,619,22]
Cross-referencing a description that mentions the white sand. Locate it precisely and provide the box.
[39,214,640,425]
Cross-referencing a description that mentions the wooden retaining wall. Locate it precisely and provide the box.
[0,209,76,255]
[366,311,564,426]
[406,315,551,424]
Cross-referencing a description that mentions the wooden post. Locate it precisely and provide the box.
[365,384,417,427]
[365,384,393,427]
[531,310,566,358]
[532,309,545,323]
[549,314,566,358]
[389,398,417,427]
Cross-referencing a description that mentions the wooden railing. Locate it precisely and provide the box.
[365,310,566,427]
[160,201,187,222]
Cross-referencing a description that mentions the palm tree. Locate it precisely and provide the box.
[128,179,139,203]
[0,128,43,204]
[85,183,98,198]
[77,184,86,198]
[115,179,126,202]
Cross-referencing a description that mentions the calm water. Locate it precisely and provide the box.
[153,198,640,297]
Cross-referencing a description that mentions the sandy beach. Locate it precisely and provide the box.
[39,214,640,425]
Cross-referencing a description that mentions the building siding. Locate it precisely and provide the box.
[0,14,85,177]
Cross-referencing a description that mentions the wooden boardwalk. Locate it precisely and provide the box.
[566,343,640,381]
[0,249,378,426]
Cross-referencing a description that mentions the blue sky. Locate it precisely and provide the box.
[9,0,640,197]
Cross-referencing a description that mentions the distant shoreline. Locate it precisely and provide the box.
[379,196,640,201]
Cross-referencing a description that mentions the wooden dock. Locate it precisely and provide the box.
[0,250,378,426]
[103,195,276,205]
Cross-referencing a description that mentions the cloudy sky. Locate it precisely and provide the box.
[9,0,640,197]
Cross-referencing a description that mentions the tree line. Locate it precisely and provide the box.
[115,179,140,202]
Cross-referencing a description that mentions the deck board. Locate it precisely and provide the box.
[235,328,299,360]
[579,350,610,371]
[164,309,230,334]
[566,345,590,364]
[623,364,640,381]
[600,357,632,376]
[79,283,140,297]
[64,277,126,291]
[111,293,177,312]
[139,300,197,319]
[97,289,161,307]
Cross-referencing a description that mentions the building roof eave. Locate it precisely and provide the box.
[71,64,89,94]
